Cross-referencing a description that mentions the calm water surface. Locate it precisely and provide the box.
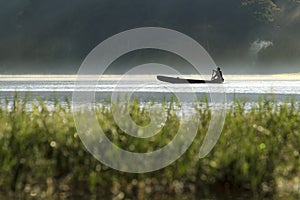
[0,80,299,109]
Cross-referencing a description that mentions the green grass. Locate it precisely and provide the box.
[0,94,300,199]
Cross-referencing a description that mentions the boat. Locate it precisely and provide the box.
[157,75,224,84]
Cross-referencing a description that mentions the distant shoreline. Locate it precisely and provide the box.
[0,74,299,81]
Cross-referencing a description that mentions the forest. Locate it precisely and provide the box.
[0,0,299,74]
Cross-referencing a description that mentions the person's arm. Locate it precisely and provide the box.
[211,70,216,79]
[212,70,217,76]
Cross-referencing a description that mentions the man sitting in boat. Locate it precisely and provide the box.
[211,67,224,82]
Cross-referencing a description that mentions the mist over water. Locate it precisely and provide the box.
[0,0,299,74]
[249,40,273,64]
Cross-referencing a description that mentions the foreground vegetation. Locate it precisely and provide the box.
[0,95,300,199]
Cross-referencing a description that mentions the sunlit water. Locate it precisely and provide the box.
[0,80,299,111]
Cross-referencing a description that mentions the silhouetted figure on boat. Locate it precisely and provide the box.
[212,67,224,82]
[157,67,224,84]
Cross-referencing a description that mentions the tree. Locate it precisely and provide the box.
[241,0,280,22]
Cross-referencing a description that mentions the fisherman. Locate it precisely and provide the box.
[211,67,224,82]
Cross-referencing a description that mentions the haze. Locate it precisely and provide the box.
[0,0,299,74]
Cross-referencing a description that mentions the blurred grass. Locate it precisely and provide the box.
[0,94,300,199]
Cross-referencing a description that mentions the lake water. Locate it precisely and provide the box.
[0,79,300,110]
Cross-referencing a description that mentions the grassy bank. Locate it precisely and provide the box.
[0,95,300,199]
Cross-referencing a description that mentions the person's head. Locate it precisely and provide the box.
[217,67,220,70]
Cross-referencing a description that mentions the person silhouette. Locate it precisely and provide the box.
[211,67,224,82]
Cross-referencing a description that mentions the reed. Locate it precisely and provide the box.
[0,94,299,199]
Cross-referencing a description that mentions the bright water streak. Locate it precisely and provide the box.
[0,79,299,114]
[0,80,300,94]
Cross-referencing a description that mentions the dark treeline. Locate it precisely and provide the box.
[0,0,299,74]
